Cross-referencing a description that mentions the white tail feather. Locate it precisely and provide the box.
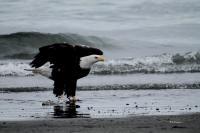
[24,67,52,78]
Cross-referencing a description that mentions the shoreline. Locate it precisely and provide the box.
[1,113,200,133]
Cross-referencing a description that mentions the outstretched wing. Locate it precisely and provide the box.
[30,43,103,68]
[74,44,103,58]
[30,43,75,68]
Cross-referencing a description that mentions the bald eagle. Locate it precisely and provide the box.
[30,43,104,102]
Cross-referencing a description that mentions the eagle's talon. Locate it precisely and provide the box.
[68,96,78,102]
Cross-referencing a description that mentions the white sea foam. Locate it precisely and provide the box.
[0,60,32,76]
[91,52,200,74]
[0,52,200,77]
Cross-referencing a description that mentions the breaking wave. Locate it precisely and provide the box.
[0,32,113,59]
[0,52,200,76]
[91,52,200,74]
[0,60,33,77]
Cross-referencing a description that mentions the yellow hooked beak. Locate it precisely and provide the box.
[97,55,105,62]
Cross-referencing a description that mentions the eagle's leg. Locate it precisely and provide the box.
[65,80,78,102]
[53,77,65,103]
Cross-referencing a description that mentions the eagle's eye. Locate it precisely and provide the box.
[95,56,98,59]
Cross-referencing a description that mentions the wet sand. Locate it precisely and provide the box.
[1,89,200,120]
[1,113,200,133]
[1,89,200,133]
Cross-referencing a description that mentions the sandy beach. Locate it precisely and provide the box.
[1,113,200,133]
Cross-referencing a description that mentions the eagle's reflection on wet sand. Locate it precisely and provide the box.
[52,103,90,118]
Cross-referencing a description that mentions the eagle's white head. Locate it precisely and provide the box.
[80,55,105,69]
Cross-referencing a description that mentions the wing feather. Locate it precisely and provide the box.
[30,43,75,68]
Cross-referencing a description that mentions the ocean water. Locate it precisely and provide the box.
[0,0,200,90]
